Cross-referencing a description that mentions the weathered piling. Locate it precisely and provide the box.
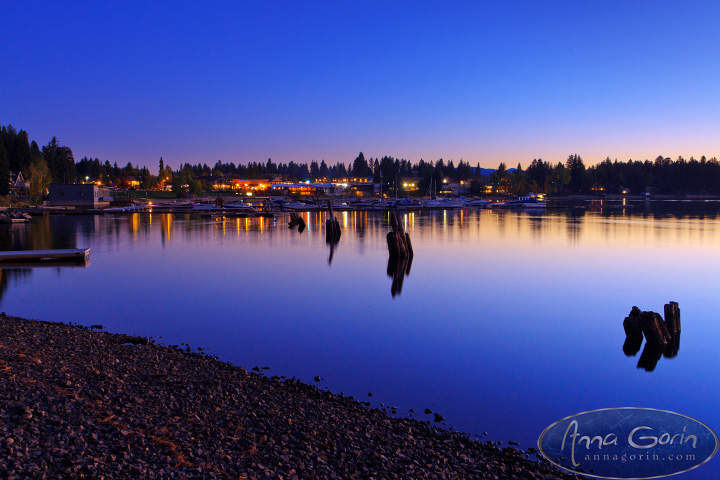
[288,212,306,231]
[325,201,341,242]
[640,312,668,347]
[622,302,682,370]
[387,211,413,259]
[664,331,681,359]
[622,306,644,341]
[664,301,681,334]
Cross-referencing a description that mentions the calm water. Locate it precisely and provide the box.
[2,202,720,478]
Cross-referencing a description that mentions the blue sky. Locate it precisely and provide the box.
[2,1,719,170]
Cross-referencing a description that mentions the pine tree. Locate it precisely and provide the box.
[0,143,10,195]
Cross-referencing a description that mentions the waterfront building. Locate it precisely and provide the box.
[48,183,112,208]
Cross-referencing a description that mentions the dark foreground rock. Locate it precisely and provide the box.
[0,315,578,479]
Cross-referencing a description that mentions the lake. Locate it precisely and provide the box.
[2,201,720,478]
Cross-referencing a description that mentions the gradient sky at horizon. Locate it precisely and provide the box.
[2,1,719,171]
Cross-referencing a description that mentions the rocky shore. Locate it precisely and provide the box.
[0,315,578,479]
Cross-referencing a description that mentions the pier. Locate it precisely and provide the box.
[0,248,90,263]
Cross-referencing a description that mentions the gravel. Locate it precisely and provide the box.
[0,314,579,479]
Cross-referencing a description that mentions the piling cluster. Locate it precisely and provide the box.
[0,315,580,479]
[623,302,681,371]
[386,211,414,297]
[288,212,306,232]
[386,211,413,260]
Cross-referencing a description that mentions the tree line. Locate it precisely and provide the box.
[3,123,720,197]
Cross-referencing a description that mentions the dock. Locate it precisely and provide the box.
[0,248,90,263]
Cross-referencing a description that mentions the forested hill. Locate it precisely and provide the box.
[2,123,720,196]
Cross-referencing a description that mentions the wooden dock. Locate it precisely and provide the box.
[0,248,90,263]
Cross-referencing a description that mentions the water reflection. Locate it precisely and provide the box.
[0,268,32,302]
[387,255,413,297]
[2,203,720,480]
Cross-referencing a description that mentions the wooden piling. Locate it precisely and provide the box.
[663,331,681,359]
[387,211,412,259]
[640,312,668,347]
[664,301,681,334]
[623,302,682,368]
[325,201,341,242]
[404,232,413,258]
[387,232,399,258]
[288,212,306,231]
[623,306,644,341]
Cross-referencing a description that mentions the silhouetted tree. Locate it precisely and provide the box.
[0,143,10,195]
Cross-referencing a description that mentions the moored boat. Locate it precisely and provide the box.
[502,194,546,208]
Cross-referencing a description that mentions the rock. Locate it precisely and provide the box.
[0,315,579,480]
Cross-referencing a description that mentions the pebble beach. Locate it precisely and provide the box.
[0,315,579,479]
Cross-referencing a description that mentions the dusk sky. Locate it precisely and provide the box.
[2,1,719,171]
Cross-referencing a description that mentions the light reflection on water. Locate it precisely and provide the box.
[1,204,720,478]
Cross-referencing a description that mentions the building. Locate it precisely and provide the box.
[10,172,29,196]
[48,183,113,208]
[121,176,141,189]
[271,182,343,196]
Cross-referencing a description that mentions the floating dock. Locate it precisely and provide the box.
[0,248,90,263]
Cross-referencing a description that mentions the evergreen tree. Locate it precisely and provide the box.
[319,160,329,179]
[566,154,587,193]
[15,130,32,173]
[352,152,369,177]
[0,143,10,195]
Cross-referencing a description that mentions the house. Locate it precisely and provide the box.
[232,179,270,192]
[121,176,141,189]
[48,183,112,208]
[10,172,30,196]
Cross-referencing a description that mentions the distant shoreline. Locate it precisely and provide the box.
[0,315,580,479]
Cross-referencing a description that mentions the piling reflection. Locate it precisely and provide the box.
[387,255,412,298]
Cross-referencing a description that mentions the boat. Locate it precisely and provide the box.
[421,197,465,209]
[502,194,546,208]
[104,205,138,213]
[224,201,256,213]
[348,200,375,211]
[284,202,320,211]
[0,210,32,223]
[465,198,491,207]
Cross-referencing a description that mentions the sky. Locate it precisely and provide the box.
[2,1,719,171]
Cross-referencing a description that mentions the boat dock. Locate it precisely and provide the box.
[0,248,90,263]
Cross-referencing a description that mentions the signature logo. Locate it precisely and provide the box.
[538,408,718,479]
